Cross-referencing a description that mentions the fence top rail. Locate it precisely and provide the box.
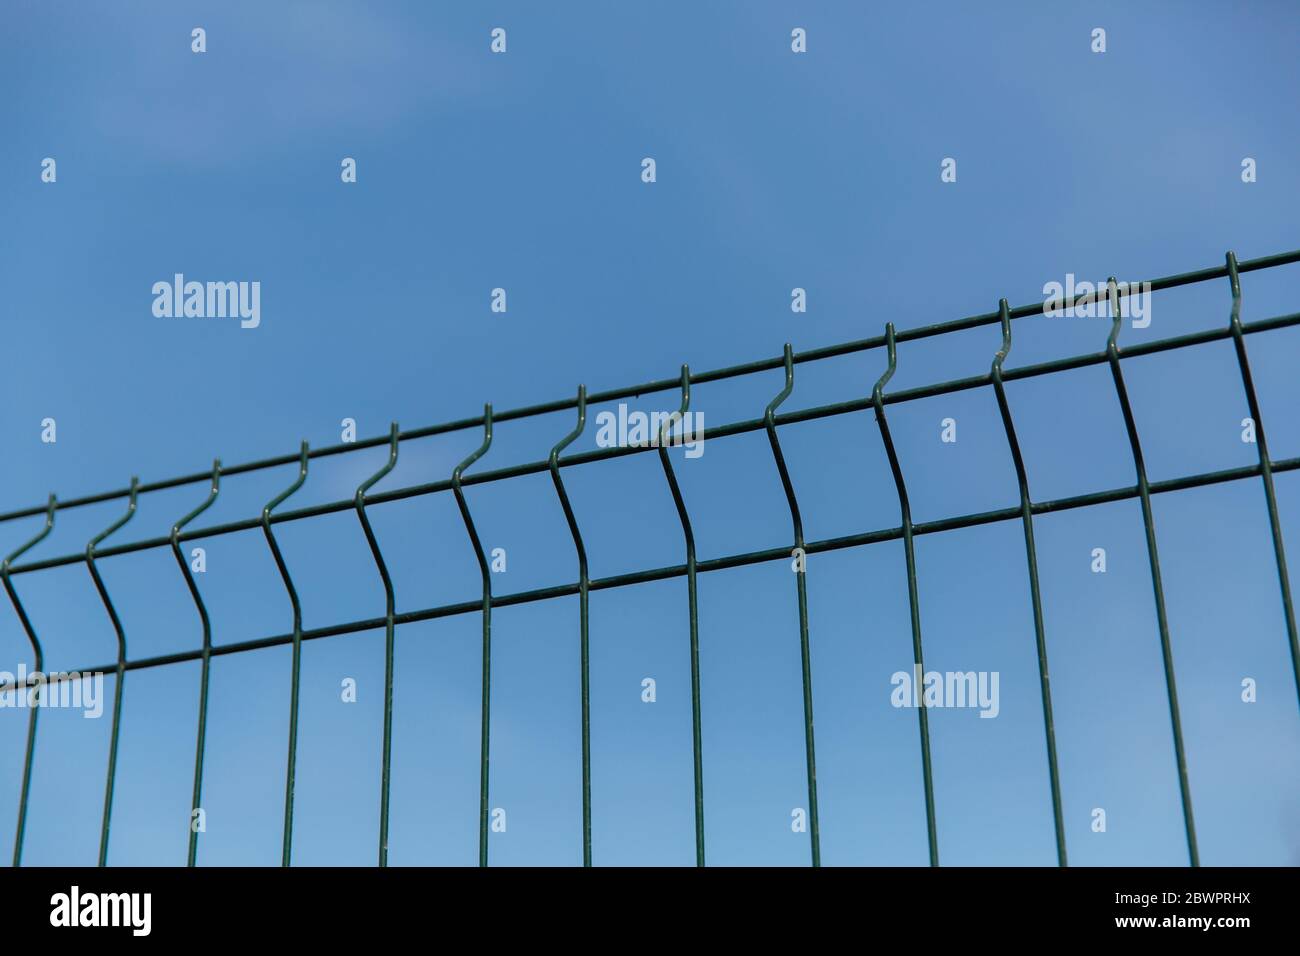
[3,246,1298,526]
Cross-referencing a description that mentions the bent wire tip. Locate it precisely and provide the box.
[174,459,222,542]
[1226,250,1241,296]
[764,342,805,546]
[3,494,57,574]
[356,423,400,506]
[383,423,400,465]
[88,478,139,559]
[550,387,587,466]
[454,406,494,483]
[263,442,309,524]
[992,299,1013,375]
[654,366,691,449]
[1106,276,1124,352]
[1226,251,1242,325]
[766,344,795,423]
[873,323,898,403]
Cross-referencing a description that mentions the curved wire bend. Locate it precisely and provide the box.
[4,494,56,867]
[453,407,494,867]
[262,442,309,867]
[550,387,588,467]
[87,477,139,868]
[765,344,803,541]
[870,324,938,866]
[172,461,221,639]
[764,343,820,866]
[3,495,56,672]
[172,459,221,867]
[872,323,898,405]
[1106,277,1126,355]
[355,424,400,866]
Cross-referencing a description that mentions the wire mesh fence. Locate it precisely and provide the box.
[3,248,1299,867]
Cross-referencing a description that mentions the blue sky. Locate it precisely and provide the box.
[1,0,1298,866]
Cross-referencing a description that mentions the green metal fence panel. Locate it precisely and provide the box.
[3,248,1300,867]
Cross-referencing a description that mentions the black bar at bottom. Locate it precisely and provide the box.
[0,864,1285,941]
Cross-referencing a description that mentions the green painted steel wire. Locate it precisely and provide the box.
[3,296,1300,688]
[548,387,593,866]
[262,442,310,867]
[171,460,221,867]
[86,477,139,867]
[355,424,400,866]
[1225,253,1300,708]
[7,306,1300,580]
[18,449,1300,701]
[2,249,1300,866]
[657,366,706,866]
[871,324,939,867]
[1105,279,1199,867]
[452,406,494,867]
[1,253,1294,529]
[990,302,1067,867]
[763,344,821,866]
[2,494,55,867]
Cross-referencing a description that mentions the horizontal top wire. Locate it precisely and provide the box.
[2,247,1297,529]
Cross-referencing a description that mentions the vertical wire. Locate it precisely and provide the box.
[763,345,820,866]
[262,443,310,867]
[657,366,706,865]
[871,324,939,866]
[990,303,1067,866]
[355,425,400,866]
[1104,279,1199,866]
[171,461,221,867]
[1224,252,1300,708]
[2,495,56,867]
[86,478,139,867]
[549,388,592,865]
[452,407,494,867]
